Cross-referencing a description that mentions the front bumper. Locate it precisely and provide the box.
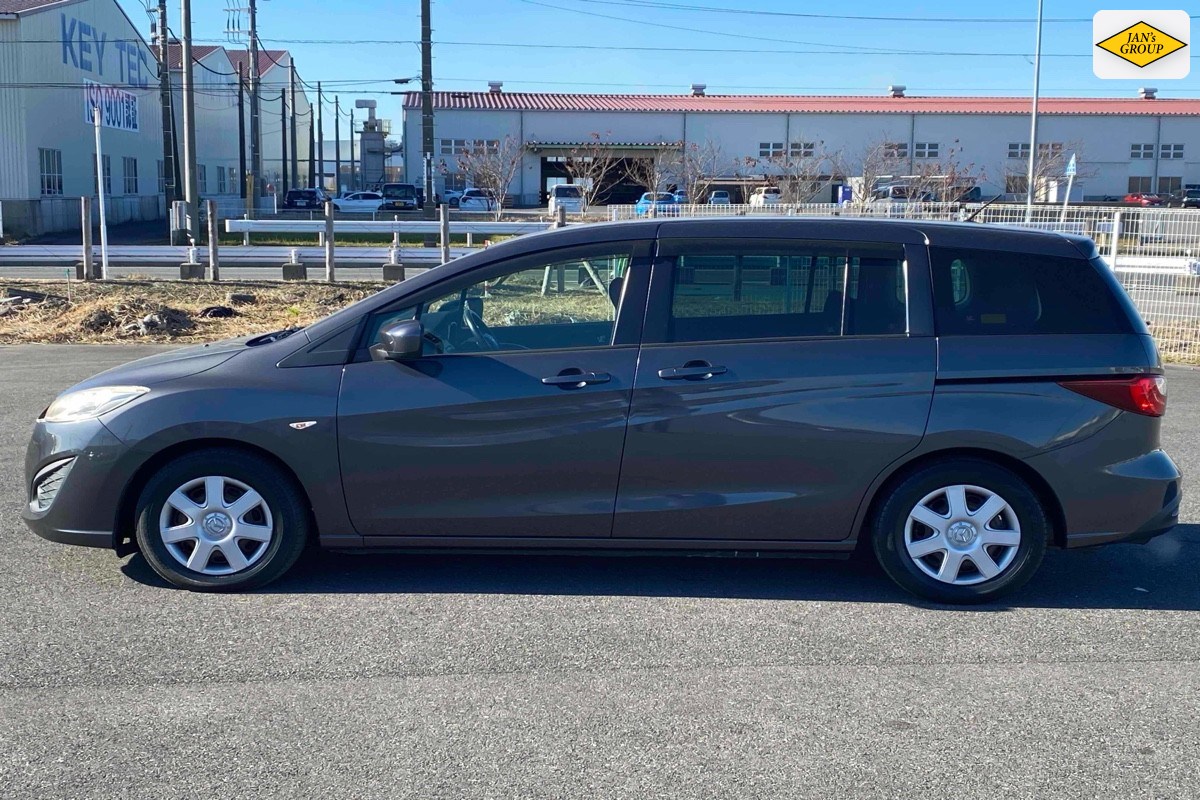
[22,417,130,550]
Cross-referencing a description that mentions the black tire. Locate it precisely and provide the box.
[871,459,1049,604]
[133,448,311,591]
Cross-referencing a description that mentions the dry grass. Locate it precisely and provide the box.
[0,279,387,344]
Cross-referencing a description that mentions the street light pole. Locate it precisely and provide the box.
[180,0,198,243]
[421,0,435,220]
[1024,0,1044,223]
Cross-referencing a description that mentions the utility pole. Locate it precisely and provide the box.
[156,0,175,207]
[248,0,261,207]
[349,106,356,192]
[308,110,316,187]
[334,95,342,196]
[1024,0,1044,223]
[180,0,199,243]
[289,61,299,188]
[280,90,288,194]
[316,82,324,192]
[237,63,246,199]
[421,0,435,220]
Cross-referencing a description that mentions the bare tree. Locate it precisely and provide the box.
[845,138,910,209]
[1001,140,1093,202]
[563,132,621,207]
[751,138,841,203]
[676,139,726,203]
[623,143,683,197]
[455,135,524,220]
[902,141,985,204]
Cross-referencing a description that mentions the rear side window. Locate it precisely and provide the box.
[930,247,1132,335]
[662,240,907,343]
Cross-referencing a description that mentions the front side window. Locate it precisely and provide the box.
[930,247,1130,336]
[368,248,633,355]
[661,240,907,343]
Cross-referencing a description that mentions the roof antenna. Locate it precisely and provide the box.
[964,194,1006,222]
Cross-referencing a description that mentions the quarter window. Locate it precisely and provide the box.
[661,241,907,343]
[930,248,1130,336]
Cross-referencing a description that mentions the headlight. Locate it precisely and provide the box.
[44,386,149,423]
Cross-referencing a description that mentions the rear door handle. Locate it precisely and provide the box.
[657,361,727,381]
[542,368,612,388]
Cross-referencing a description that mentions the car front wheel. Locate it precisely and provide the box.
[134,448,310,591]
[871,459,1049,604]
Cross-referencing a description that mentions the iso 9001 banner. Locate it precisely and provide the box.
[83,80,140,132]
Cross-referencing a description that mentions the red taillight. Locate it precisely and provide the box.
[1059,375,1166,417]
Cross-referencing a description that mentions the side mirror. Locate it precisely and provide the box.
[374,319,424,361]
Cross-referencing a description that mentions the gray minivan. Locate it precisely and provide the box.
[24,218,1180,602]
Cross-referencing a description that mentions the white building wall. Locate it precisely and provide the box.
[404,100,1200,204]
[0,19,28,199]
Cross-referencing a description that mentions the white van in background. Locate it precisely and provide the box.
[548,184,587,215]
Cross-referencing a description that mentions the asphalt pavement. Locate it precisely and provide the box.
[1,345,1197,799]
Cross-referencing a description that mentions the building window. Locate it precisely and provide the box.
[471,139,499,154]
[1005,175,1028,195]
[1038,142,1063,158]
[444,172,467,192]
[157,160,165,194]
[38,148,63,196]
[1131,143,1155,159]
[789,141,815,158]
[758,142,784,158]
[1007,142,1030,159]
[92,155,112,196]
[1158,176,1182,195]
[883,142,908,159]
[230,167,239,192]
[914,142,939,159]
[1161,144,1184,160]
[198,164,208,194]
[218,166,227,194]
[440,138,468,155]
[1128,176,1152,193]
[122,157,138,195]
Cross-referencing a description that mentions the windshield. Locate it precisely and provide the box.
[553,186,582,198]
[381,184,415,199]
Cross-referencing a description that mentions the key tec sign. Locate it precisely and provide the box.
[60,13,151,89]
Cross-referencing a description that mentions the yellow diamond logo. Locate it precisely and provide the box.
[1096,21,1188,68]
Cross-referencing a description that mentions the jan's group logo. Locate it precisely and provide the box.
[1094,10,1190,79]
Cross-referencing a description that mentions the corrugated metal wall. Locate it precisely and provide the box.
[0,20,29,199]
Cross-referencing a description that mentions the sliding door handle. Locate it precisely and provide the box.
[657,361,727,381]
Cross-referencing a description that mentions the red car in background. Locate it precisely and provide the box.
[1124,192,1163,206]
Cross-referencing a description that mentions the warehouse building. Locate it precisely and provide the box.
[403,85,1200,205]
[1,0,163,237]
[0,0,313,238]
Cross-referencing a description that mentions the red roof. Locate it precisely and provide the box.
[166,44,222,70]
[0,0,73,12]
[225,49,288,76]
[404,91,1200,116]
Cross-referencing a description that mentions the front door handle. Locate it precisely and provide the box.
[658,360,727,381]
[542,368,612,389]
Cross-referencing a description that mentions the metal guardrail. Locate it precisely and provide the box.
[224,219,554,235]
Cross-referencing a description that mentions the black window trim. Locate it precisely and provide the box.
[642,237,933,345]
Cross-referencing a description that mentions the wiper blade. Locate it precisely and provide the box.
[246,326,302,347]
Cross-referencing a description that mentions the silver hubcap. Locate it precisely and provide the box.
[904,484,1021,586]
[158,476,274,576]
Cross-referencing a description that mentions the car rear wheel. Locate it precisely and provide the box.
[134,448,310,591]
[871,459,1049,604]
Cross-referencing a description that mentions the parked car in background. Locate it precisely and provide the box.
[282,188,329,210]
[380,183,419,212]
[672,192,690,205]
[332,191,384,213]
[443,190,464,208]
[748,186,782,206]
[634,192,678,216]
[459,188,498,213]
[1165,189,1200,209]
[1124,193,1163,207]
[709,190,731,205]
[25,218,1179,603]
[548,184,587,216]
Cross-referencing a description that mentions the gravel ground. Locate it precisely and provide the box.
[1,345,1197,799]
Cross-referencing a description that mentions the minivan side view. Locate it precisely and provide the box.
[23,218,1180,602]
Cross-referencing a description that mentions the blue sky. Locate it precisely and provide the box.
[117,0,1198,138]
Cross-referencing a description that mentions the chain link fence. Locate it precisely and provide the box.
[605,201,1200,363]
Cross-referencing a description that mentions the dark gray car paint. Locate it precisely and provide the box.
[23,217,1181,560]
